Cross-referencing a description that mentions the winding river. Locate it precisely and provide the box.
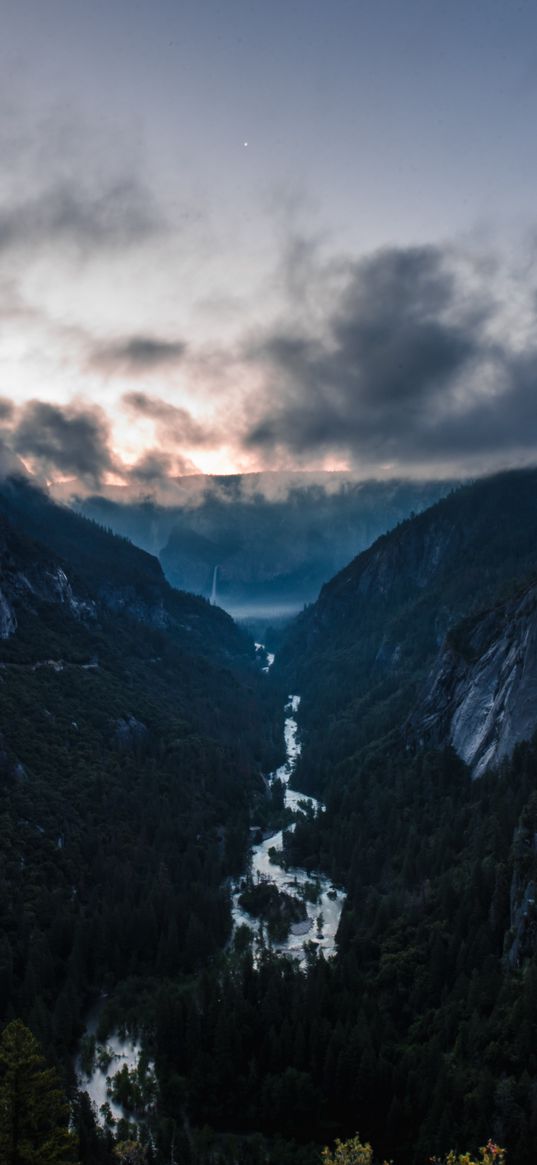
[75,1017,146,1126]
[231,680,345,963]
[77,650,344,1123]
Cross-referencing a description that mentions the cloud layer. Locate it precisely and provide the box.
[13,401,114,485]
[0,177,163,256]
[3,130,537,495]
[89,336,186,375]
[242,241,530,472]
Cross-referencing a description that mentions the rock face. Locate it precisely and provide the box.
[0,523,95,638]
[114,716,149,750]
[411,582,537,777]
[278,468,537,792]
[98,583,169,629]
[0,589,17,639]
[349,514,462,602]
[0,477,253,667]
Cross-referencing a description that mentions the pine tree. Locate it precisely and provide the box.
[0,1019,79,1164]
[114,1142,147,1164]
[321,1133,376,1165]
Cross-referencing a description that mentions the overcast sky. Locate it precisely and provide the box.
[3,0,537,494]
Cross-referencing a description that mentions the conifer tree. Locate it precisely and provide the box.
[0,1019,79,1164]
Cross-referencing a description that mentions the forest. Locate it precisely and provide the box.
[3,471,537,1164]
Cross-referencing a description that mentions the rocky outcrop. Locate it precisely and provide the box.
[349,515,462,601]
[0,479,255,670]
[98,583,169,629]
[410,581,537,777]
[114,716,149,750]
[0,589,17,638]
[0,559,96,630]
[33,566,96,619]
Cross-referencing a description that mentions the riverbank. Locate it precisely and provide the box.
[231,694,345,963]
[76,669,345,1133]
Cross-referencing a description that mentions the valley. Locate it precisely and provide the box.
[74,679,345,1144]
[6,7,537,1162]
[77,475,455,620]
[4,469,537,1164]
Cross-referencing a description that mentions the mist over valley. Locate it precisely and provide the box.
[76,473,457,622]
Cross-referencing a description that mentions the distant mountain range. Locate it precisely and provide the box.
[75,474,457,620]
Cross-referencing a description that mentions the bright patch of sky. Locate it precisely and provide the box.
[2,0,537,489]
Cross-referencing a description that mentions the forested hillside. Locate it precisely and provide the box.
[0,477,252,664]
[0,479,281,1076]
[5,470,537,1165]
[213,466,537,1164]
[278,468,537,793]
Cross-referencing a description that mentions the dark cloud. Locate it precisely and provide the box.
[415,348,537,457]
[122,392,210,445]
[243,242,534,469]
[6,227,537,489]
[0,177,163,255]
[13,401,114,484]
[0,393,206,500]
[0,398,14,421]
[128,449,174,481]
[90,336,186,375]
[129,448,199,482]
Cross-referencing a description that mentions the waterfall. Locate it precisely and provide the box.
[210,564,219,605]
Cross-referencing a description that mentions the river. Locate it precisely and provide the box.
[231,686,345,963]
[77,653,344,1124]
[74,1003,154,1132]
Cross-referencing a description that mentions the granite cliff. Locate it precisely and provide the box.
[411,580,537,777]
[278,467,537,790]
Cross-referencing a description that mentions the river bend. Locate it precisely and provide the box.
[231,693,344,963]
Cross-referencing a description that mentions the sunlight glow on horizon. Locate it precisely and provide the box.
[4,1,537,491]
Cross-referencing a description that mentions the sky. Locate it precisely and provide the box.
[3,0,537,497]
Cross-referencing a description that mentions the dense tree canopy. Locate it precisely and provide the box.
[2,472,537,1165]
[0,1020,79,1165]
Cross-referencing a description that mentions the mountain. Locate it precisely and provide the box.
[410,578,537,777]
[75,474,456,620]
[229,468,537,1164]
[131,469,537,1165]
[8,468,537,1165]
[0,476,250,664]
[0,477,280,1063]
[278,467,537,791]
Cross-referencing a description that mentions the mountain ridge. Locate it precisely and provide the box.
[278,466,537,790]
[0,476,251,665]
[76,475,457,616]
[0,476,281,1074]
